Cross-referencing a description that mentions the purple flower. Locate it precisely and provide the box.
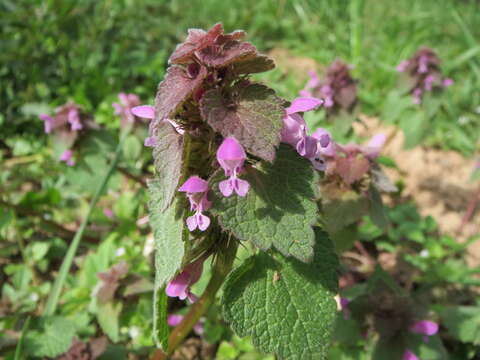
[403,350,419,360]
[39,102,83,134]
[103,208,114,219]
[424,74,436,91]
[443,78,454,87]
[281,97,322,155]
[167,314,204,335]
[300,60,357,112]
[216,137,250,197]
[340,297,350,320]
[412,88,423,105]
[362,133,386,159]
[396,60,410,72]
[410,320,439,343]
[59,149,75,166]
[178,176,211,232]
[166,259,203,302]
[112,93,141,128]
[132,105,184,146]
[131,105,155,119]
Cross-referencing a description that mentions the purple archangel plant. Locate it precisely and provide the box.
[301,59,357,115]
[145,24,392,360]
[396,47,453,104]
[39,102,84,166]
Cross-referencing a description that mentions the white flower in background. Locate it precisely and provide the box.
[115,247,126,257]
[420,249,429,258]
[143,233,155,257]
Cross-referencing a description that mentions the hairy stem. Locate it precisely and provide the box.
[151,238,238,359]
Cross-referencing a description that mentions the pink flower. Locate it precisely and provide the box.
[166,259,203,302]
[410,320,439,343]
[412,88,423,105]
[59,149,75,166]
[103,208,114,219]
[167,314,204,335]
[132,105,184,146]
[418,55,429,74]
[424,75,436,91]
[131,105,155,119]
[39,102,83,134]
[340,297,350,320]
[396,60,410,72]
[178,176,211,231]
[443,78,454,87]
[281,97,324,161]
[216,137,250,197]
[362,133,386,159]
[403,350,419,360]
[112,93,141,127]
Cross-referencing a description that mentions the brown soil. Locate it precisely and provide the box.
[355,116,480,267]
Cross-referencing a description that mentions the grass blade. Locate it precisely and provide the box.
[43,136,126,316]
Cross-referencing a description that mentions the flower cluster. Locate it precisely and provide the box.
[281,97,332,170]
[39,102,83,166]
[300,59,357,113]
[396,47,453,104]
[403,320,439,360]
[112,92,141,129]
[166,258,204,303]
[176,137,250,233]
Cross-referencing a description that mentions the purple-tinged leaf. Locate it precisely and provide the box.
[196,40,257,68]
[152,120,185,212]
[200,83,284,162]
[155,64,208,121]
[169,23,224,64]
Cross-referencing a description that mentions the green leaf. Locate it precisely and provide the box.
[152,121,186,213]
[321,190,369,234]
[210,145,318,262]
[437,306,480,344]
[25,317,76,358]
[200,83,284,162]
[148,180,187,348]
[97,301,122,343]
[222,229,338,360]
[368,186,388,230]
[231,55,275,75]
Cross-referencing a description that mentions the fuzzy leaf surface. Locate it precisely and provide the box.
[222,229,338,360]
[200,83,284,162]
[169,23,224,64]
[25,317,77,358]
[210,145,318,262]
[197,40,257,68]
[231,55,275,75]
[148,181,187,348]
[151,121,184,212]
[155,65,207,120]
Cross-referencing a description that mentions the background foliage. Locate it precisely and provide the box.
[1,0,479,359]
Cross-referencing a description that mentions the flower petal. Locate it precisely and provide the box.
[178,176,209,193]
[131,105,155,119]
[196,213,211,231]
[286,97,323,114]
[186,215,198,232]
[234,178,250,197]
[219,179,234,197]
[410,320,439,336]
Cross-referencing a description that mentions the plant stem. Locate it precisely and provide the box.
[14,316,31,360]
[151,238,238,360]
[43,135,126,316]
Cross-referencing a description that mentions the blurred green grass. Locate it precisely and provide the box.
[1,0,479,149]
